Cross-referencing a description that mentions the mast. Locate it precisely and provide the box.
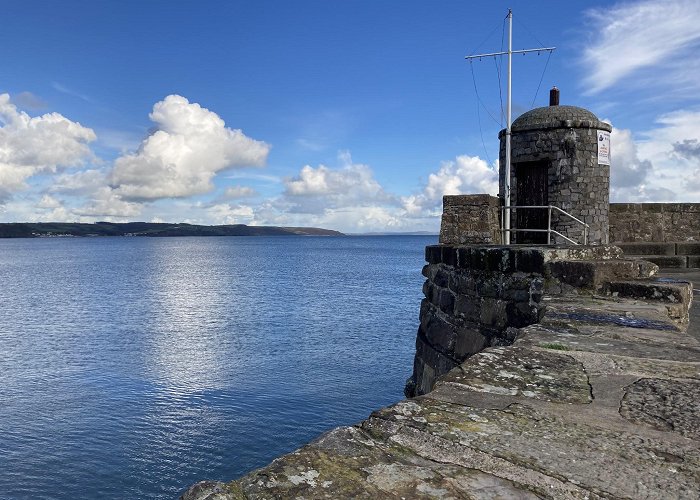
[465,9,555,245]
[505,9,512,245]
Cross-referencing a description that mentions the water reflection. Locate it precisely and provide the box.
[144,239,245,393]
[0,235,434,500]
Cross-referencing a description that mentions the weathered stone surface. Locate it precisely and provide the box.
[602,279,693,323]
[182,286,700,500]
[411,245,671,397]
[610,203,700,243]
[620,378,700,438]
[184,212,700,500]
[677,242,700,255]
[644,255,688,268]
[437,346,593,404]
[439,194,502,245]
[499,106,611,245]
[616,242,677,256]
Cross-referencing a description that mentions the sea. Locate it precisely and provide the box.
[0,235,434,499]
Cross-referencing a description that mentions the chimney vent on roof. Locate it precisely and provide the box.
[549,86,560,106]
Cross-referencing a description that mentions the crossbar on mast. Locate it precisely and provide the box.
[464,9,556,245]
[465,47,556,60]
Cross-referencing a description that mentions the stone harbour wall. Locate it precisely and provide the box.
[406,245,547,397]
[404,243,650,397]
[610,203,700,242]
[182,249,697,500]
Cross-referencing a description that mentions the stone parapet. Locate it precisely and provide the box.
[408,244,661,396]
[610,203,700,242]
[439,194,501,245]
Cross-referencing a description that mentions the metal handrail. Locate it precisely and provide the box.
[501,205,590,245]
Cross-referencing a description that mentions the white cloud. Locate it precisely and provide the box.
[51,82,95,103]
[50,169,106,195]
[401,155,498,216]
[638,109,700,196]
[283,151,393,214]
[608,110,700,201]
[583,0,700,94]
[13,91,48,111]
[37,194,61,209]
[0,93,95,200]
[247,152,497,233]
[223,185,257,199]
[206,203,255,224]
[609,128,653,189]
[110,95,270,201]
[74,187,142,217]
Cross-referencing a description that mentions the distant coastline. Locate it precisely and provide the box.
[0,222,344,238]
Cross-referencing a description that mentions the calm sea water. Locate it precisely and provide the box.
[0,235,434,499]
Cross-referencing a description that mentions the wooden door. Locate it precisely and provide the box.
[515,161,548,244]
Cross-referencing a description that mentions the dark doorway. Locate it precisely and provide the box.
[515,160,549,244]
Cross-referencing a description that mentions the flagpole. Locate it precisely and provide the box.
[465,9,555,245]
[504,9,512,245]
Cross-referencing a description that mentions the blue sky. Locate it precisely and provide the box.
[1,0,699,232]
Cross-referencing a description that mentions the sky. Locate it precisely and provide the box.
[1,0,700,233]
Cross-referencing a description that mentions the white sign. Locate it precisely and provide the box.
[597,130,611,165]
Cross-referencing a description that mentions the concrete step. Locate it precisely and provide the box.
[639,255,689,268]
[601,278,693,323]
[546,258,658,291]
[616,242,676,256]
[677,242,700,255]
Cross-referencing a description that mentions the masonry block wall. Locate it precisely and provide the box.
[439,194,501,245]
[610,203,700,242]
[499,106,612,245]
[405,245,547,397]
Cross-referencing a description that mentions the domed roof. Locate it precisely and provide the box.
[509,105,611,133]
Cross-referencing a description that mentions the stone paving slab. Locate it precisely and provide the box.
[182,294,700,500]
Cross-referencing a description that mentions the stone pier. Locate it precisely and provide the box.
[182,246,699,499]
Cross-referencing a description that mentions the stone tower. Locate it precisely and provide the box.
[498,90,612,245]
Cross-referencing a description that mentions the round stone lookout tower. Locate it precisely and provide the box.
[498,89,612,245]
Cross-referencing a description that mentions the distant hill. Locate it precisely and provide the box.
[0,222,344,238]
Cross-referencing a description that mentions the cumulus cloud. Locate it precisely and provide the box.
[606,110,700,201]
[37,194,62,209]
[609,128,653,189]
[0,93,95,200]
[110,95,270,201]
[673,139,700,161]
[401,155,498,216]
[672,139,700,192]
[206,203,255,224]
[247,152,498,233]
[283,151,393,214]
[74,187,142,217]
[582,0,700,94]
[635,110,700,197]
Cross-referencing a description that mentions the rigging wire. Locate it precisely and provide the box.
[469,61,494,166]
[469,61,501,126]
[514,17,547,50]
[493,57,504,126]
[530,49,553,109]
[512,16,555,109]
[467,20,505,59]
